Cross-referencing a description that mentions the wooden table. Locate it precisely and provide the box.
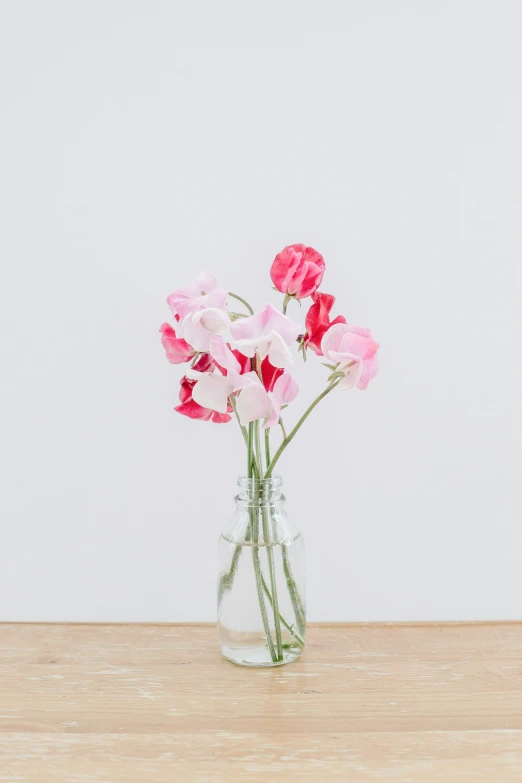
[1,623,521,781]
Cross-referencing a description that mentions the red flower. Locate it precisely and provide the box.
[304,292,346,356]
[174,353,232,423]
[259,356,283,391]
[159,322,195,364]
[270,244,325,299]
[221,347,283,392]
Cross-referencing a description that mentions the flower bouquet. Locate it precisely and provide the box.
[160,244,380,666]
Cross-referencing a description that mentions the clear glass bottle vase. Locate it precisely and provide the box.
[217,476,306,667]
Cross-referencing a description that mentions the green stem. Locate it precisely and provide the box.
[264,429,271,466]
[254,421,283,661]
[282,544,306,634]
[249,423,277,663]
[262,502,283,660]
[247,422,254,476]
[218,545,241,604]
[228,292,254,315]
[266,380,341,478]
[229,394,248,446]
[261,573,305,647]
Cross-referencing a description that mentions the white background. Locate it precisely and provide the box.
[1,0,521,622]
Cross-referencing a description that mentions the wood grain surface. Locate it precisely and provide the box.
[1,622,521,782]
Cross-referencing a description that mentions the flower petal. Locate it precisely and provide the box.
[260,356,284,392]
[182,308,230,352]
[273,372,299,406]
[159,322,195,364]
[182,313,211,351]
[174,399,212,421]
[236,383,272,425]
[320,322,346,357]
[267,331,295,369]
[230,303,300,346]
[198,308,231,335]
[210,411,232,423]
[167,272,227,319]
[209,336,241,375]
[191,374,234,414]
[270,244,325,298]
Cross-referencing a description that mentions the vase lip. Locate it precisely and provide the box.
[236,474,284,503]
[237,474,283,487]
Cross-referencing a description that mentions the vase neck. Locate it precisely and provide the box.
[236,475,283,504]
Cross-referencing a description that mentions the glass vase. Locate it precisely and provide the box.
[217,476,306,667]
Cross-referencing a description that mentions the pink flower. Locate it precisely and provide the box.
[270,244,325,299]
[213,343,283,392]
[175,354,232,423]
[236,372,299,429]
[167,271,228,319]
[229,303,300,369]
[181,307,231,352]
[185,337,255,415]
[259,356,283,392]
[159,322,195,364]
[304,292,346,356]
[321,323,380,390]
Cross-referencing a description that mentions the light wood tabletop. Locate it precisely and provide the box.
[1,622,521,782]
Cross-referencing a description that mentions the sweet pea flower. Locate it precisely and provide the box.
[236,372,299,429]
[321,323,380,390]
[181,307,231,352]
[213,342,283,393]
[167,271,228,319]
[229,303,300,370]
[270,244,325,300]
[186,337,255,414]
[159,322,195,364]
[259,356,284,392]
[304,292,346,356]
[175,354,232,423]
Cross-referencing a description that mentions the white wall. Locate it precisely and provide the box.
[1,0,521,622]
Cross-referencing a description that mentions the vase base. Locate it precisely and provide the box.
[220,644,303,667]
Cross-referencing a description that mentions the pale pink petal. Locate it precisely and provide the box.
[344,324,372,339]
[182,308,230,352]
[338,331,379,361]
[182,313,213,351]
[209,336,242,374]
[191,374,233,414]
[320,322,345,357]
[357,354,379,390]
[186,271,219,297]
[264,305,301,344]
[230,304,300,346]
[229,309,265,342]
[273,372,299,406]
[328,351,363,389]
[230,337,259,359]
[267,331,295,369]
[201,288,228,311]
[242,371,263,385]
[338,372,360,390]
[263,407,280,429]
[167,272,227,318]
[263,372,298,428]
[198,308,230,334]
[236,383,272,425]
